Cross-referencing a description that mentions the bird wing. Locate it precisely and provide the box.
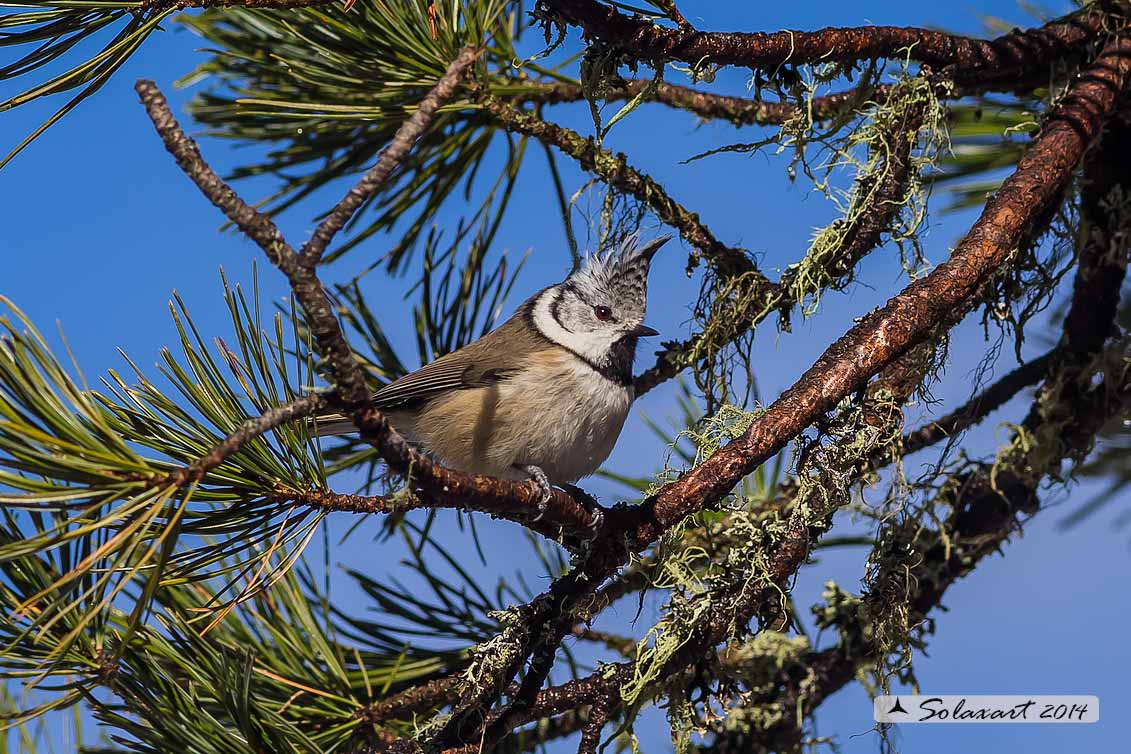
[313,297,549,435]
[372,355,495,408]
[370,311,533,408]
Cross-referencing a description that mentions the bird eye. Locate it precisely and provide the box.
[593,305,614,322]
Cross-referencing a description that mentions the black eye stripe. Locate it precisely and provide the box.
[550,289,573,333]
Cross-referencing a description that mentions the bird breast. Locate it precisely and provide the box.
[402,348,633,484]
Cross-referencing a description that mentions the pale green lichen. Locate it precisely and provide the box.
[461,606,531,690]
[782,72,949,318]
[622,364,925,748]
[619,403,779,729]
[687,66,949,397]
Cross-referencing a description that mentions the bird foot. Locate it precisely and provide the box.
[560,483,606,542]
[518,464,553,522]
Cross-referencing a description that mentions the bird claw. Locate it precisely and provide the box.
[561,483,606,545]
[517,470,606,550]
[519,465,553,523]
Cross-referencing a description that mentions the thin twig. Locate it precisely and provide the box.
[135,80,296,271]
[174,393,328,485]
[300,47,482,266]
[899,348,1057,457]
[280,484,590,546]
[121,394,327,490]
[513,80,891,128]
[476,88,765,280]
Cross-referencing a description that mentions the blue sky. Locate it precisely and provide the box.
[2,1,1127,752]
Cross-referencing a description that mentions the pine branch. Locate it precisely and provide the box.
[135,80,297,267]
[576,692,611,754]
[537,0,1110,85]
[281,483,596,545]
[417,31,1131,750]
[486,325,1131,748]
[356,675,464,724]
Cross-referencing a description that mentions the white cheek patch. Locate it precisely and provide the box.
[532,289,618,366]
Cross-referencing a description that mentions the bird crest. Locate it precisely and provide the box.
[568,234,671,305]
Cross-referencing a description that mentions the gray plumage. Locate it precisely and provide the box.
[316,234,669,489]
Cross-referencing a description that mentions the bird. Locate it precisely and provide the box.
[315,234,670,517]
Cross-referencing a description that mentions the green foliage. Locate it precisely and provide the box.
[0,1,184,168]
[75,565,454,753]
[929,98,1037,210]
[181,0,561,269]
[0,276,507,743]
[0,273,330,680]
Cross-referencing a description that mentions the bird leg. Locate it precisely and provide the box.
[517,464,553,521]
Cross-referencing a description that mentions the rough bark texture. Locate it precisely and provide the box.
[540,0,1108,85]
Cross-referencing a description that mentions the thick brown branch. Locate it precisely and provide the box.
[577,692,611,754]
[300,47,481,266]
[539,0,1109,86]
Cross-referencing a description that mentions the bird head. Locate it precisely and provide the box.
[530,234,670,376]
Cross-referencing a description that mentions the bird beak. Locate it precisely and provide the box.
[632,324,659,337]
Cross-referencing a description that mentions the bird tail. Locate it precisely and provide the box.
[311,412,357,437]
